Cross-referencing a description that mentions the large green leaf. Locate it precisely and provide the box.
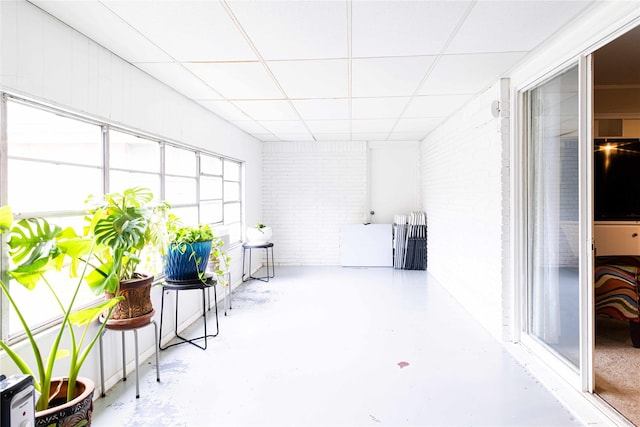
[94,214,148,251]
[8,257,61,290]
[68,297,123,326]
[8,218,61,266]
[0,206,13,231]
[56,230,93,258]
[85,261,119,294]
[106,186,153,209]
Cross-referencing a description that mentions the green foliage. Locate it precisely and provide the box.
[209,237,231,287]
[85,187,169,286]
[167,214,214,244]
[0,206,122,411]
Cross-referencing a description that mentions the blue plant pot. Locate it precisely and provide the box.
[164,240,213,281]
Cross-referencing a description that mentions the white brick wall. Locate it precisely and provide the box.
[262,141,367,265]
[420,79,510,340]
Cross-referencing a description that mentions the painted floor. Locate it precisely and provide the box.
[92,266,583,427]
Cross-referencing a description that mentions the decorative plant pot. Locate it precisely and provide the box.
[246,227,272,244]
[35,377,94,427]
[164,240,213,281]
[105,273,154,327]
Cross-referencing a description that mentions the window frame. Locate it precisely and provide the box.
[0,93,244,344]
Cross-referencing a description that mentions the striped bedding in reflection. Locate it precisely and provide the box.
[595,264,640,321]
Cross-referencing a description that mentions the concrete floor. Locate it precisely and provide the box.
[92,266,584,427]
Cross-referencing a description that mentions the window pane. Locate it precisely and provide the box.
[224,181,240,202]
[166,176,197,205]
[169,206,199,227]
[202,176,223,200]
[166,146,196,177]
[224,160,240,181]
[201,155,222,175]
[200,201,223,224]
[227,222,242,244]
[7,102,102,167]
[8,159,101,212]
[109,171,161,199]
[224,202,241,223]
[110,130,160,173]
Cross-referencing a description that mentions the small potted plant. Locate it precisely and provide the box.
[84,186,169,327]
[0,205,122,426]
[208,232,232,288]
[246,222,272,244]
[164,214,214,282]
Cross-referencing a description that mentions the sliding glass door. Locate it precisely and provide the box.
[526,65,581,369]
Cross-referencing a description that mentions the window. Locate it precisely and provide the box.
[109,129,161,196]
[223,159,242,243]
[5,100,102,337]
[200,154,224,225]
[1,95,244,341]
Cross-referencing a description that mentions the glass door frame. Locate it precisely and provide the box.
[512,55,594,394]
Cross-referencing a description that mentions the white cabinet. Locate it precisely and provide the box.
[594,222,640,256]
[340,224,393,267]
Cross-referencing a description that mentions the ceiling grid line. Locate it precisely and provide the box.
[219,0,316,142]
[386,0,478,141]
[29,0,598,143]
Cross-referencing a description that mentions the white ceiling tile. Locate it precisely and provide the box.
[197,100,250,122]
[268,60,348,99]
[447,1,592,54]
[292,99,349,120]
[351,133,390,141]
[352,1,471,57]
[252,134,282,142]
[403,94,473,118]
[184,62,283,99]
[352,119,397,134]
[305,120,351,133]
[31,1,171,62]
[257,120,309,134]
[352,57,436,97]
[394,118,444,133]
[232,100,298,121]
[226,1,348,60]
[387,132,429,141]
[230,120,271,134]
[352,97,410,119]
[135,63,223,100]
[102,1,256,61]
[419,52,526,95]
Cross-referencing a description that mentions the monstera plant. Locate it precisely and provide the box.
[0,205,121,424]
[84,186,168,326]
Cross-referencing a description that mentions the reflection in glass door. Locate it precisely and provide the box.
[527,65,580,368]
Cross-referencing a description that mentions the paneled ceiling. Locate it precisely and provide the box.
[29,0,594,142]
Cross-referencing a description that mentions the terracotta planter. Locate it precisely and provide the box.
[105,273,154,328]
[35,377,94,427]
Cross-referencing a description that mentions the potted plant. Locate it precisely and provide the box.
[84,186,168,327]
[246,222,272,244]
[208,232,232,288]
[0,205,122,425]
[164,214,214,282]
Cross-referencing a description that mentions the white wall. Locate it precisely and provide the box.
[419,1,640,345]
[0,0,261,394]
[420,79,510,340]
[262,141,368,265]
